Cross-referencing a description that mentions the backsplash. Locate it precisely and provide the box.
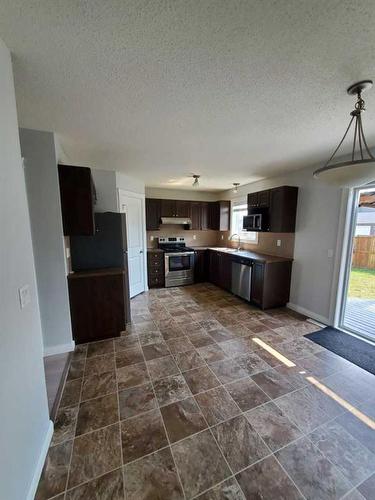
[147,226,219,248]
[147,226,295,258]
[220,231,295,259]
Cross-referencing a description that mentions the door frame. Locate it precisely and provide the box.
[334,184,375,342]
[117,188,148,295]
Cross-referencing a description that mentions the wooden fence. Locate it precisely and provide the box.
[352,236,375,269]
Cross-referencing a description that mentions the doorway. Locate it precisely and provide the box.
[339,186,375,341]
[118,189,147,298]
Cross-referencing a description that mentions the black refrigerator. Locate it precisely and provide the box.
[70,212,128,271]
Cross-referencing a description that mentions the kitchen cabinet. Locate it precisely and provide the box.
[160,199,191,218]
[194,249,208,282]
[68,269,129,344]
[160,199,176,217]
[269,186,298,232]
[251,260,292,309]
[146,198,161,230]
[208,250,232,290]
[209,201,231,231]
[58,164,95,236]
[191,201,210,231]
[190,202,201,230]
[247,186,298,233]
[251,262,264,307]
[147,250,165,288]
[200,202,209,230]
[175,200,191,217]
[207,249,292,309]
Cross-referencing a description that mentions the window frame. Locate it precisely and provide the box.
[230,198,258,243]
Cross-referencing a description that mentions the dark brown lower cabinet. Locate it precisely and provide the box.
[252,261,292,309]
[147,250,165,288]
[68,268,130,344]
[194,249,209,282]
[207,249,292,309]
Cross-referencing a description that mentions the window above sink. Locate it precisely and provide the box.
[231,200,258,243]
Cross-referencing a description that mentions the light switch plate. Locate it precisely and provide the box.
[65,246,71,259]
[327,249,334,258]
[193,234,196,240]
[277,239,281,247]
[19,284,31,309]
[150,235,154,241]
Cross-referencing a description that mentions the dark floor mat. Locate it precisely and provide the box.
[305,327,375,375]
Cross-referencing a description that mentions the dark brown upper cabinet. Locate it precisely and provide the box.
[269,186,298,232]
[58,164,95,236]
[247,189,270,208]
[160,199,177,217]
[200,202,209,230]
[160,199,191,218]
[190,202,201,230]
[191,201,210,230]
[145,198,230,231]
[247,186,298,233]
[209,200,231,231]
[145,198,161,230]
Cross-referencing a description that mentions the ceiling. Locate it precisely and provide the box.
[1,0,375,191]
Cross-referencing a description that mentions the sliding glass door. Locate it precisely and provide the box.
[340,186,375,341]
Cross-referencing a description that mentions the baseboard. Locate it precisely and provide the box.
[44,340,75,357]
[27,420,54,500]
[287,302,330,326]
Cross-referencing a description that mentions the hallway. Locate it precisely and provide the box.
[36,284,375,499]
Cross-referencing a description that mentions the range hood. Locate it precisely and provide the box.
[161,217,192,225]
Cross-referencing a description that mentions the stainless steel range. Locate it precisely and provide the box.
[158,237,195,287]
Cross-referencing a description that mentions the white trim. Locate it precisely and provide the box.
[44,340,75,357]
[26,420,54,500]
[331,189,353,326]
[287,302,330,326]
[117,188,148,296]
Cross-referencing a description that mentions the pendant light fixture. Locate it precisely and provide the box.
[232,183,240,193]
[192,174,200,187]
[313,80,375,187]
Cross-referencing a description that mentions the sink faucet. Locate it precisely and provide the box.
[229,233,241,250]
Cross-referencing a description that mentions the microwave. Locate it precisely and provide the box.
[243,207,270,232]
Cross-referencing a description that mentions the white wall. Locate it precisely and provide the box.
[116,171,145,195]
[219,166,344,324]
[91,168,118,212]
[0,39,51,500]
[146,187,219,201]
[20,128,73,355]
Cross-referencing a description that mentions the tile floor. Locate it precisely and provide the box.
[36,283,375,500]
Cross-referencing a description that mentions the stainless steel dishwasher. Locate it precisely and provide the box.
[231,256,253,301]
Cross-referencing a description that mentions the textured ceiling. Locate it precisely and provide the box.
[1,0,375,190]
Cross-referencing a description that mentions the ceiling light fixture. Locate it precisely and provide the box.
[314,80,375,187]
[192,174,200,188]
[232,182,240,193]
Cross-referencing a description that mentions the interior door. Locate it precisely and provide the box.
[118,191,146,298]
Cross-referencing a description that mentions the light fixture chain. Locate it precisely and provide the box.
[352,115,358,162]
[324,114,355,168]
[358,113,375,160]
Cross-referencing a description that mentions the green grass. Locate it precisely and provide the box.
[348,267,375,299]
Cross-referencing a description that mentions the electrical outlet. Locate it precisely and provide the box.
[221,234,224,240]
[276,239,281,247]
[65,246,71,259]
[19,284,31,309]
[193,234,196,240]
[150,235,154,241]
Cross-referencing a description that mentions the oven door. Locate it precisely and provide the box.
[164,252,195,287]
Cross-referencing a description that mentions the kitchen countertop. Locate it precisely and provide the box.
[203,247,293,263]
